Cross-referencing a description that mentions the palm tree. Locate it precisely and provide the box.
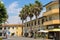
[24,5,29,22]
[0,1,8,25]
[24,4,34,29]
[28,4,34,30]
[33,0,43,38]
[19,8,27,36]
[26,4,34,37]
[34,0,43,18]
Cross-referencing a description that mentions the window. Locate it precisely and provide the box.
[49,7,51,10]
[8,27,10,29]
[42,19,44,24]
[4,32,6,36]
[27,23,28,27]
[4,27,6,30]
[47,7,52,11]
[59,15,60,19]
[0,33,2,36]
[35,21,36,25]
[48,26,54,29]
[0,27,2,30]
[38,19,40,25]
[38,29,40,31]
[49,16,52,20]
[28,23,30,26]
[58,26,60,28]
[46,18,48,21]
[31,22,33,26]
[12,27,14,29]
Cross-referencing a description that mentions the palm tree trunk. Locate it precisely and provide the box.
[25,18,27,22]
[34,15,38,38]
[22,20,23,36]
[30,17,32,30]
[30,17,32,37]
[36,16,37,19]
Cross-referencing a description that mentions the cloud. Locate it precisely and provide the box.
[7,16,22,24]
[38,7,46,18]
[7,1,22,24]
[7,1,22,15]
[7,1,46,24]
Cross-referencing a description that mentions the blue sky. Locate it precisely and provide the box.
[2,0,52,24]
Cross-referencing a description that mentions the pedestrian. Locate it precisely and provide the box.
[34,31,37,39]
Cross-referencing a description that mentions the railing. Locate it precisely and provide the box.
[43,8,59,16]
[43,19,60,25]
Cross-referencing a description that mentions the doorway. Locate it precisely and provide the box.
[11,33,15,36]
[48,32,54,39]
[48,32,60,40]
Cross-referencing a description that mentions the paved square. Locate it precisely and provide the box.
[3,36,52,40]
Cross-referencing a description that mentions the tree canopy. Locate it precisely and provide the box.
[0,1,8,24]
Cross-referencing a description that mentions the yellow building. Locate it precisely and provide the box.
[43,1,60,40]
[3,24,23,37]
[16,27,22,36]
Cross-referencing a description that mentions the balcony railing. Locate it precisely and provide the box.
[43,19,60,25]
[43,8,59,16]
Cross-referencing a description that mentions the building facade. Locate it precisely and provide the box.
[0,26,7,38]
[43,1,59,40]
[24,17,45,37]
[0,24,23,37]
[24,1,59,39]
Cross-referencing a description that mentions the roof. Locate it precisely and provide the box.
[43,1,58,7]
[2,24,23,27]
[24,16,44,24]
[43,1,54,7]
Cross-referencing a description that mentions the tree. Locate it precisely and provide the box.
[0,1,8,25]
[28,4,34,21]
[24,5,29,22]
[19,8,27,36]
[28,4,34,31]
[24,4,34,29]
[33,0,43,38]
[33,0,43,18]
[19,0,43,37]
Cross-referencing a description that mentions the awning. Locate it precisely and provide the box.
[38,30,48,33]
[49,29,60,32]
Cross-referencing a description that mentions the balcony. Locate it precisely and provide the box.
[43,20,60,25]
[43,8,59,16]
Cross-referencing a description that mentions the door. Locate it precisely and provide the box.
[55,32,60,40]
[48,32,54,39]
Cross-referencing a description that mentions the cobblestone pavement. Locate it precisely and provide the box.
[3,36,52,40]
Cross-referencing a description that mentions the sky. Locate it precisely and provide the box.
[2,0,52,24]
